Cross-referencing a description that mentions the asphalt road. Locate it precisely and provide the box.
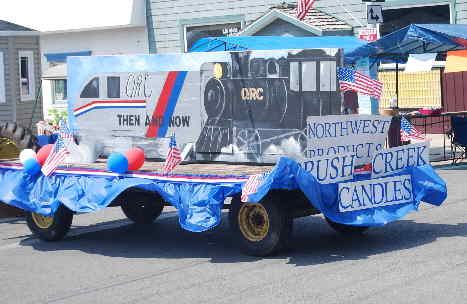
[0,165,465,304]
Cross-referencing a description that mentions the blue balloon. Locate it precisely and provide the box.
[23,158,41,175]
[107,152,129,174]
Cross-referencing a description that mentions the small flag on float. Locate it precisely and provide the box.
[241,171,270,202]
[297,0,316,21]
[41,121,74,176]
[163,134,182,174]
[41,136,70,176]
[400,117,427,141]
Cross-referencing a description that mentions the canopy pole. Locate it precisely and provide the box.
[395,63,399,108]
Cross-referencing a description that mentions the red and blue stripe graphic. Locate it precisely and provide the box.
[146,71,188,138]
[74,100,146,117]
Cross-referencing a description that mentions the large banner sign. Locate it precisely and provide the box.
[68,48,344,163]
[338,175,413,213]
[372,142,430,178]
[306,114,392,166]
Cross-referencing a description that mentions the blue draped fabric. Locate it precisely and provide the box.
[247,158,447,226]
[0,158,447,231]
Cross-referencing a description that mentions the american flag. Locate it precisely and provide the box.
[41,121,73,176]
[296,0,315,21]
[241,171,270,202]
[41,136,70,176]
[163,134,182,174]
[400,117,427,141]
[337,67,383,100]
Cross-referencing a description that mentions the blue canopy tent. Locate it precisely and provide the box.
[345,24,467,108]
[345,24,467,64]
[189,35,367,54]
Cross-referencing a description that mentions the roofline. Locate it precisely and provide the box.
[0,31,40,36]
[40,23,145,35]
[238,9,323,36]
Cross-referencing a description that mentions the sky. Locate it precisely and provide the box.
[0,0,144,32]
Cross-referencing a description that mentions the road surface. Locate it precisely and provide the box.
[0,165,465,304]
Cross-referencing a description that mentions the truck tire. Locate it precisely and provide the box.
[229,194,293,257]
[26,204,74,241]
[325,217,369,235]
[119,191,165,224]
[0,121,38,151]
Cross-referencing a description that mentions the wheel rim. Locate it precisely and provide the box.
[31,213,54,229]
[0,138,20,159]
[238,203,269,242]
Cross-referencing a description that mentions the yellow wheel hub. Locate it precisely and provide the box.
[238,203,269,242]
[31,213,54,229]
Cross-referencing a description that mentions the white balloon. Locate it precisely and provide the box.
[19,149,37,164]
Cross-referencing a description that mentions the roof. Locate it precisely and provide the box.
[0,20,36,31]
[0,0,145,33]
[276,6,352,32]
[189,36,366,54]
[346,24,467,64]
[239,4,352,36]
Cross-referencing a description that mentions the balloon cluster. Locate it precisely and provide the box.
[107,148,145,174]
[20,144,54,175]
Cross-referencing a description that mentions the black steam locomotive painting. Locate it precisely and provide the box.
[69,49,343,163]
[196,49,343,161]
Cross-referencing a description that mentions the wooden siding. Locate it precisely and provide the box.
[148,1,459,53]
[456,0,467,23]
[0,37,12,122]
[0,35,42,132]
[313,0,455,32]
[14,36,42,130]
[149,0,295,53]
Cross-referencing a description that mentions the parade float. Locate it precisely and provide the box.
[0,47,447,256]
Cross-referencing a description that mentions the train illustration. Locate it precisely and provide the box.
[69,49,343,162]
[196,49,343,160]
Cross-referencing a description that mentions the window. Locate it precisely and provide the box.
[0,52,5,104]
[18,50,35,101]
[290,62,300,92]
[381,5,450,37]
[107,76,120,98]
[52,79,67,103]
[184,22,241,52]
[80,77,99,98]
[320,61,337,92]
[250,59,266,77]
[290,61,317,92]
[267,60,278,76]
[302,61,317,92]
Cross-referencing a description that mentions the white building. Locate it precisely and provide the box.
[0,0,149,121]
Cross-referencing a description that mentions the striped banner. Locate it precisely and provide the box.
[74,100,146,117]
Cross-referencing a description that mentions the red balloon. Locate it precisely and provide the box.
[125,148,145,171]
[36,144,54,165]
